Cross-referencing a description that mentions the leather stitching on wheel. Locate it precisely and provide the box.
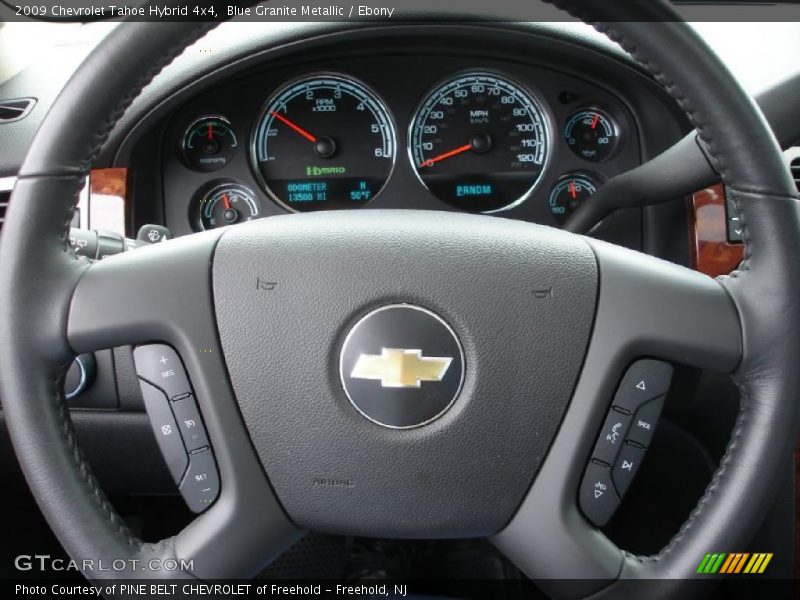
[43,21,221,563]
[542,0,798,575]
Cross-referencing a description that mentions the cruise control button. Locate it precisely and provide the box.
[179,448,219,513]
[612,359,673,414]
[171,395,209,452]
[134,344,192,400]
[138,378,188,483]
[592,408,632,465]
[579,461,620,527]
[627,396,664,448]
[612,442,647,497]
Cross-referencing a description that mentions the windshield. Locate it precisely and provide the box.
[1,20,799,92]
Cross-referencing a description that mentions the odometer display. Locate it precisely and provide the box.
[410,72,549,213]
[252,75,395,212]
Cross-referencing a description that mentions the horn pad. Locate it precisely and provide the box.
[212,210,597,537]
[340,304,465,429]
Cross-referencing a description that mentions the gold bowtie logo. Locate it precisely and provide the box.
[350,348,453,388]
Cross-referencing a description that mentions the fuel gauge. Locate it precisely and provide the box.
[182,115,238,172]
[194,181,260,230]
[548,174,597,225]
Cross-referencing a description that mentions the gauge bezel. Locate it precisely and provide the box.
[181,114,238,172]
[191,180,261,231]
[249,72,398,213]
[547,171,603,226]
[407,69,553,214]
[563,105,621,163]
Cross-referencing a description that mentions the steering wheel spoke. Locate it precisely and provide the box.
[68,231,223,354]
[493,240,742,598]
[583,238,742,373]
[67,233,300,578]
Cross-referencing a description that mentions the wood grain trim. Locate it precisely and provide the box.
[90,167,127,201]
[89,167,128,235]
[688,184,744,278]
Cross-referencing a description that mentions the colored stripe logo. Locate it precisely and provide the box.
[696,553,773,574]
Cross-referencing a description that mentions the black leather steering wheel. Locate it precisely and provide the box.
[1,1,799,598]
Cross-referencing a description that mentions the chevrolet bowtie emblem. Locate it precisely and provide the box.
[350,348,453,388]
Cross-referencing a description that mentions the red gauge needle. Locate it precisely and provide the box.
[207,123,214,140]
[568,180,578,199]
[420,143,472,168]
[270,111,317,143]
[221,192,231,210]
[590,113,600,129]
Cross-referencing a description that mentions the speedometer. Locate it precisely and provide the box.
[252,74,396,212]
[409,72,550,213]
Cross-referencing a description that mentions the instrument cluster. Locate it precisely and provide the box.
[163,55,641,234]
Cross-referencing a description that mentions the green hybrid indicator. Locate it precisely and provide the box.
[252,74,396,212]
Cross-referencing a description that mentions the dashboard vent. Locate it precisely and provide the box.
[0,97,36,123]
[0,189,9,233]
[0,177,15,234]
[791,155,800,193]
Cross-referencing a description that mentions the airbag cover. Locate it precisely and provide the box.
[212,210,597,537]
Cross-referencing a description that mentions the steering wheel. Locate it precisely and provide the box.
[1,0,798,597]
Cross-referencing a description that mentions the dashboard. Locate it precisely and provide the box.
[142,26,689,247]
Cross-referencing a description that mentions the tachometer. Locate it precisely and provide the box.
[252,74,396,212]
[409,72,550,213]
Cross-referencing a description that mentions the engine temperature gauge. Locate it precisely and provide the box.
[182,115,238,172]
[564,108,619,162]
[194,182,260,230]
[548,174,597,225]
